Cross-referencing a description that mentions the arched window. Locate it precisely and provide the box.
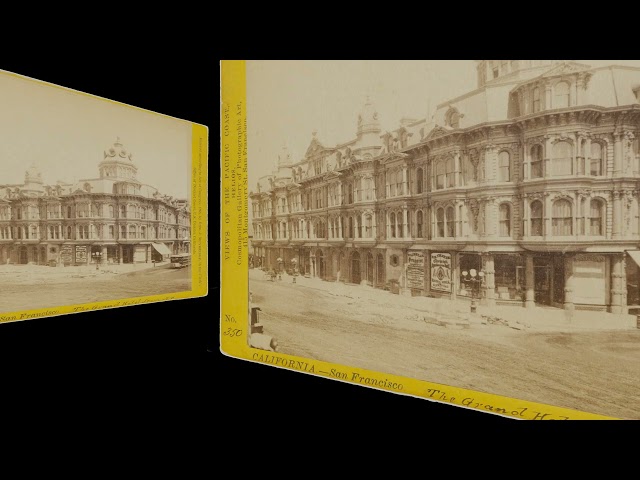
[499,204,511,237]
[590,199,604,236]
[554,82,570,108]
[416,210,424,238]
[389,212,396,238]
[365,215,372,238]
[129,225,136,239]
[446,206,455,237]
[120,205,127,218]
[530,144,543,178]
[436,161,445,190]
[389,173,396,197]
[552,141,572,176]
[396,170,403,196]
[498,151,510,182]
[437,208,445,237]
[552,199,572,236]
[446,157,455,188]
[416,168,423,194]
[530,201,543,236]
[397,211,403,238]
[590,142,603,176]
[348,216,354,238]
[533,87,541,113]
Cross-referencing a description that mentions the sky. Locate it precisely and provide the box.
[246,60,640,190]
[0,70,192,199]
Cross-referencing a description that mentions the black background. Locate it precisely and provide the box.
[0,52,514,435]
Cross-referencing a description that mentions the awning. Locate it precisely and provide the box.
[151,242,172,256]
[627,250,640,267]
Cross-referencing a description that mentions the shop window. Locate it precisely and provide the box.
[458,254,482,297]
[494,255,526,301]
[552,199,572,236]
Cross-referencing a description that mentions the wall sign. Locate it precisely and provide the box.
[407,251,424,289]
[431,252,451,292]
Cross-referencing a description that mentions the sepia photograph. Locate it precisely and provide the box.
[245,60,640,419]
[0,70,193,318]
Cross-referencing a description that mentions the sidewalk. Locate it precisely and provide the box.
[251,269,638,333]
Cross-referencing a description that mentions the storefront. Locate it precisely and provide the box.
[493,254,526,302]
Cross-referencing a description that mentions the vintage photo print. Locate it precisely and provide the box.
[222,60,640,420]
[0,69,200,322]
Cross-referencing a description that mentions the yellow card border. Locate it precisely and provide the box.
[0,70,208,325]
[220,59,613,420]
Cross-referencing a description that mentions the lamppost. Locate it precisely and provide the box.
[461,268,484,313]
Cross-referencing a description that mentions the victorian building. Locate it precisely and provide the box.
[0,139,191,266]
[250,61,640,316]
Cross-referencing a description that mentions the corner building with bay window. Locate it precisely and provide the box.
[0,139,191,266]
[250,60,640,317]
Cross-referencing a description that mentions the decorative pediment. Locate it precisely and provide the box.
[305,136,326,158]
[539,61,592,79]
[424,125,453,142]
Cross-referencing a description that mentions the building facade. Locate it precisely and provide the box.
[0,139,190,266]
[250,61,640,315]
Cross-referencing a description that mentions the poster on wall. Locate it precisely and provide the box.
[60,245,74,265]
[430,252,451,292]
[75,245,87,264]
[406,251,425,289]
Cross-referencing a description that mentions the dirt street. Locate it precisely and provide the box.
[250,274,640,419]
[0,265,191,314]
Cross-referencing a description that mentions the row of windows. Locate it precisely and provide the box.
[0,224,182,240]
[0,204,184,223]
[256,197,608,241]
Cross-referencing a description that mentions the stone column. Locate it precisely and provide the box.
[544,193,552,239]
[610,254,626,314]
[540,137,549,178]
[402,167,408,196]
[525,254,535,308]
[403,208,411,240]
[372,212,377,239]
[563,254,575,311]
[119,244,123,264]
[612,191,623,239]
[614,132,623,177]
[483,254,496,307]
[454,151,461,187]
